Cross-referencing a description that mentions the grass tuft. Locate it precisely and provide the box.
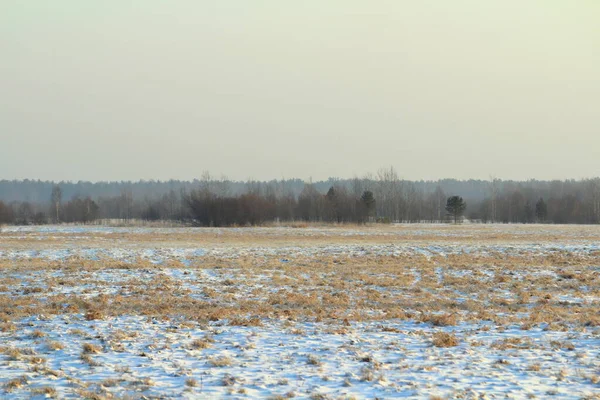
[432,332,459,347]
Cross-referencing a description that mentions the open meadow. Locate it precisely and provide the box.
[1,224,599,399]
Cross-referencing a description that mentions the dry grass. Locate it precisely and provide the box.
[222,374,237,386]
[432,332,459,348]
[101,378,122,387]
[228,317,263,327]
[209,356,234,368]
[4,376,28,392]
[1,224,600,397]
[31,386,58,397]
[2,248,596,331]
[80,353,102,367]
[185,378,197,387]
[550,340,576,351]
[82,343,102,354]
[420,313,458,327]
[85,310,104,321]
[528,363,541,372]
[31,329,46,338]
[360,366,376,382]
[492,337,532,350]
[46,340,65,351]
[307,354,321,366]
[190,337,214,349]
[1,226,599,329]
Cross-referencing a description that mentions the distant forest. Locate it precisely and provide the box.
[1,168,600,225]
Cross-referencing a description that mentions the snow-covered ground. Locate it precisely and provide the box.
[1,224,599,399]
[2,316,599,399]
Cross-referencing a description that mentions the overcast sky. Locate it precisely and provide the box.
[1,1,599,182]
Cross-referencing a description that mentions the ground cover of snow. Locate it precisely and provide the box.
[0,224,599,399]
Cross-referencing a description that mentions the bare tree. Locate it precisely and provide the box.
[488,176,500,223]
[585,178,600,223]
[51,184,62,223]
[431,185,446,222]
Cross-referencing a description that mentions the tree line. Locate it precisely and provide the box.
[1,169,600,225]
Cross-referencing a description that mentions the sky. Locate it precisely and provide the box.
[1,1,599,182]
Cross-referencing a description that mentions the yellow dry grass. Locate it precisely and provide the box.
[0,224,599,331]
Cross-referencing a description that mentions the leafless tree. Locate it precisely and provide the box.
[51,184,62,223]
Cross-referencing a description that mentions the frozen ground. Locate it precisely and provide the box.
[2,316,599,399]
[0,224,599,399]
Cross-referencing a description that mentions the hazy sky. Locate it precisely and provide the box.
[1,1,599,182]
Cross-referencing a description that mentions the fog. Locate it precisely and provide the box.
[1,1,598,181]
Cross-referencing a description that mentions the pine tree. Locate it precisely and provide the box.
[535,198,547,222]
[445,196,466,223]
[524,200,534,223]
[325,186,338,222]
[359,190,376,223]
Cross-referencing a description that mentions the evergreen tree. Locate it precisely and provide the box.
[445,196,466,223]
[524,200,534,223]
[535,198,547,222]
[359,190,376,223]
[325,186,338,222]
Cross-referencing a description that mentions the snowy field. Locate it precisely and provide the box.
[1,224,599,399]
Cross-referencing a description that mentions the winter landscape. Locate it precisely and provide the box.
[1,224,599,399]
[3,2,599,399]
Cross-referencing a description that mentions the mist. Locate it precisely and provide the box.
[1,1,599,181]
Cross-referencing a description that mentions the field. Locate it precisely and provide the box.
[1,224,600,399]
